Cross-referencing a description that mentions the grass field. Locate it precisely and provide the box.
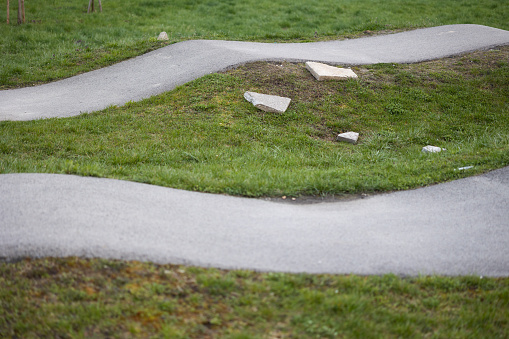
[1,0,508,88]
[1,1,509,337]
[1,258,508,338]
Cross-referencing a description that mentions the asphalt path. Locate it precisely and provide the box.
[1,25,509,276]
[1,169,508,276]
[1,24,509,121]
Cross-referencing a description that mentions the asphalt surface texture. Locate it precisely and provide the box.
[1,24,509,276]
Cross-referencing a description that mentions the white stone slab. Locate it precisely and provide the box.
[157,32,169,41]
[305,61,358,81]
[244,92,291,113]
[337,131,359,144]
[422,145,445,153]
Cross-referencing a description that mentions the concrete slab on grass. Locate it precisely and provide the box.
[305,61,358,81]
[244,91,291,113]
[337,131,359,144]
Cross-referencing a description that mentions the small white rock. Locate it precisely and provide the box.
[157,32,169,41]
[244,91,291,113]
[422,145,444,153]
[337,131,359,144]
[305,61,358,81]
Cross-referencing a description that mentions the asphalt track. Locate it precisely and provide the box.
[2,24,509,121]
[1,25,509,276]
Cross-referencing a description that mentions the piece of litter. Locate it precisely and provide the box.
[244,91,291,113]
[455,166,474,171]
[157,32,169,41]
[422,145,444,153]
[305,61,358,81]
[337,131,359,144]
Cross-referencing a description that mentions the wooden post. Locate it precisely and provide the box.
[88,0,102,13]
[17,0,21,24]
[6,0,9,24]
[15,0,24,24]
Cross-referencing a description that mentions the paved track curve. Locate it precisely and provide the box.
[1,24,509,121]
[1,25,509,276]
[1,169,508,276]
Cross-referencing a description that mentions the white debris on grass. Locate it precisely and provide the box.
[422,145,445,153]
[157,32,169,41]
[337,131,359,144]
[455,166,474,171]
[305,61,358,81]
[244,91,291,113]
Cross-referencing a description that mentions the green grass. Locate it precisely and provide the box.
[1,257,508,338]
[1,0,509,88]
[1,48,508,197]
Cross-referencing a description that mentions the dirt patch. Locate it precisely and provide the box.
[225,61,353,141]
[260,192,383,204]
[227,46,509,91]
[225,61,338,101]
[224,46,508,144]
[362,45,509,85]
